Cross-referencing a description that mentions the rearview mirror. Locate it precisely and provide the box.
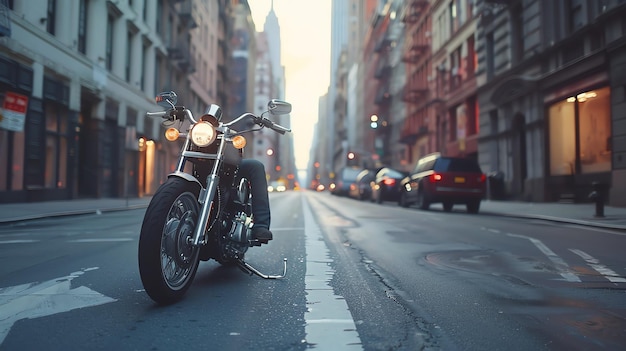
[267,99,291,116]
[156,91,177,108]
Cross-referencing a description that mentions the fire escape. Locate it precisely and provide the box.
[400,0,430,145]
[168,0,197,74]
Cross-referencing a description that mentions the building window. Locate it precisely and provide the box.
[106,14,114,71]
[46,0,56,35]
[44,102,68,189]
[449,1,458,34]
[156,1,163,35]
[568,0,585,33]
[485,32,495,79]
[141,41,147,90]
[549,86,611,176]
[78,0,87,54]
[126,31,133,82]
[510,3,524,64]
[489,109,498,135]
[466,35,476,77]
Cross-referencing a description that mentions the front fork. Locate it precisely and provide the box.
[191,173,219,246]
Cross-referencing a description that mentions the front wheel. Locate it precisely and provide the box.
[416,188,430,210]
[138,177,201,304]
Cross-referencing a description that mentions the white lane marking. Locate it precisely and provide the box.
[508,233,581,282]
[302,196,362,350]
[569,249,626,283]
[0,268,116,344]
[67,238,134,243]
[0,240,39,244]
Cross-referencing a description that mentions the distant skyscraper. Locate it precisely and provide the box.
[262,0,284,99]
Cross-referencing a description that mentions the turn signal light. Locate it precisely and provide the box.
[232,135,246,149]
[165,127,180,141]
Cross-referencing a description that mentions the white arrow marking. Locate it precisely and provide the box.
[0,267,117,344]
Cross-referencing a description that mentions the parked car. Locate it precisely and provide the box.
[330,166,364,197]
[370,167,408,204]
[349,169,376,201]
[399,153,486,213]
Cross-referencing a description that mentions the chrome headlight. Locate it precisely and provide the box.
[190,122,217,147]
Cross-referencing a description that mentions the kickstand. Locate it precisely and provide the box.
[237,258,287,279]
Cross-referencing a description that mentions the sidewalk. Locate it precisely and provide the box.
[0,194,624,231]
[0,197,153,224]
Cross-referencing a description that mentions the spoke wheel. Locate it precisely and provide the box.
[139,178,201,304]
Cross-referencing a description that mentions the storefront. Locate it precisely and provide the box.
[544,73,612,202]
[0,56,78,203]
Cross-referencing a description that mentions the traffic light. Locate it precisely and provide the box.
[370,115,378,129]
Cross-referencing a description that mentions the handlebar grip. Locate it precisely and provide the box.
[146,111,168,118]
[272,124,291,134]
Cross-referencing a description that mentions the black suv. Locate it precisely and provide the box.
[399,153,486,213]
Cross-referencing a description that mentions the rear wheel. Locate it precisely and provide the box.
[399,192,409,208]
[138,177,201,305]
[467,200,481,214]
[376,190,383,204]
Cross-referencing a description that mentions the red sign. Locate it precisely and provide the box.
[3,92,28,113]
[0,91,28,132]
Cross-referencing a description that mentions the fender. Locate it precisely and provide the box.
[167,171,204,190]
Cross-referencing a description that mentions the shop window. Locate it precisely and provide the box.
[549,86,611,175]
[549,100,575,175]
[578,87,611,173]
[44,102,68,188]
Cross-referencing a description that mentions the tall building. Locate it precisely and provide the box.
[250,2,296,188]
[319,0,626,207]
[0,0,231,204]
[476,0,626,205]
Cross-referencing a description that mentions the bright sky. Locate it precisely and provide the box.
[247,0,331,171]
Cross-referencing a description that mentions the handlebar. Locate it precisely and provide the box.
[147,109,290,134]
[146,111,168,118]
[257,117,291,135]
[224,113,291,135]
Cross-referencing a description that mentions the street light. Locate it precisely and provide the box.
[347,152,356,160]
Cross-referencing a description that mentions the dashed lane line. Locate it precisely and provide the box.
[569,248,626,283]
[507,233,581,282]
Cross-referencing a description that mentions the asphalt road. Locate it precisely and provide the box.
[0,191,625,350]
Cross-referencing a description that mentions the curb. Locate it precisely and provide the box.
[0,204,149,225]
[481,211,626,231]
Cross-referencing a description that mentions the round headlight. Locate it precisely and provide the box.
[190,122,216,147]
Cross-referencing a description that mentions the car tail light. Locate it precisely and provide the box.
[383,178,396,186]
[479,174,486,182]
[429,173,443,182]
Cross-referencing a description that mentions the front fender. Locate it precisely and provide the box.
[167,171,204,190]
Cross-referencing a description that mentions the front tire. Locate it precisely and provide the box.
[138,177,201,305]
[417,188,430,210]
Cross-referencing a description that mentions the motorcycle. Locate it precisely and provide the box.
[138,91,291,305]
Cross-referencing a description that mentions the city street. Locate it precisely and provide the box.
[1,191,625,350]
